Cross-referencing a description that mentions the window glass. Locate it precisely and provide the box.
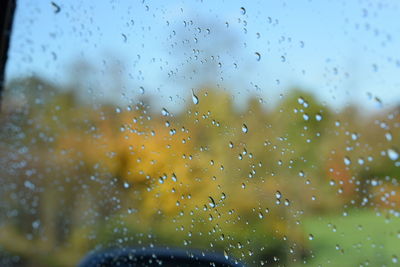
[1,1,400,266]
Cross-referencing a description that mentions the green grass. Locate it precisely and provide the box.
[298,209,400,267]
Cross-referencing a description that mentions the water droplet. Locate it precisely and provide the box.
[240,7,246,15]
[303,114,309,121]
[388,148,399,161]
[392,255,398,263]
[374,97,383,108]
[32,220,40,229]
[229,141,234,148]
[121,33,127,42]
[344,156,351,166]
[242,124,248,133]
[255,52,261,61]
[284,199,290,206]
[315,113,323,121]
[139,86,145,94]
[351,132,358,140]
[221,192,226,200]
[224,250,229,260]
[208,196,216,208]
[385,132,393,141]
[123,182,130,189]
[51,1,61,13]
[275,191,282,199]
[308,234,314,240]
[161,108,170,116]
[258,212,264,219]
[191,89,199,104]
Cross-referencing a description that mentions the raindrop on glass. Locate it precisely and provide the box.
[385,132,392,141]
[191,89,199,104]
[242,124,248,133]
[208,196,216,208]
[161,108,170,116]
[388,148,399,161]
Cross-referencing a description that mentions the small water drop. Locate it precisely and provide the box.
[344,156,351,166]
[161,108,170,116]
[51,1,61,13]
[315,113,323,121]
[284,199,290,206]
[255,52,261,61]
[121,33,127,42]
[224,250,229,260]
[240,7,246,15]
[308,234,314,240]
[275,191,282,199]
[392,255,398,263]
[242,124,248,133]
[208,196,216,208]
[123,182,130,189]
[385,132,393,141]
[351,132,358,140]
[258,212,264,219]
[374,97,383,109]
[388,148,399,161]
[191,89,199,104]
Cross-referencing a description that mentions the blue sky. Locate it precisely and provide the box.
[6,0,400,111]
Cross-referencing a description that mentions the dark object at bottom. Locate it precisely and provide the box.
[79,247,246,267]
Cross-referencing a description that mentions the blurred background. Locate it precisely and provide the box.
[0,0,400,266]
